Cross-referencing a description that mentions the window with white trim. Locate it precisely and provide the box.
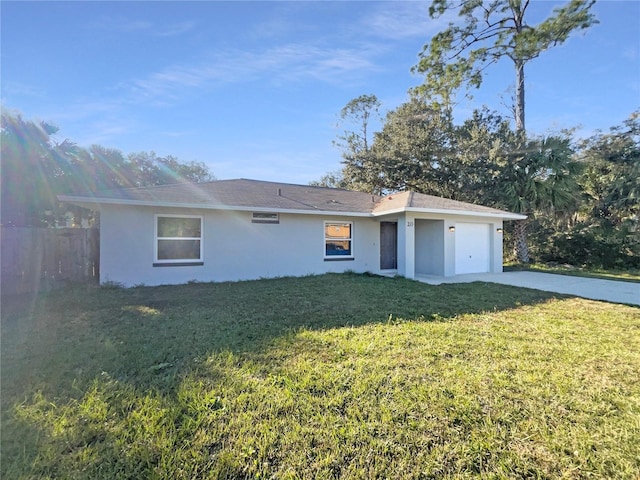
[154,215,203,265]
[324,221,353,258]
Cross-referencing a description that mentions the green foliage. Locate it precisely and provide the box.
[547,224,639,269]
[331,94,384,193]
[527,218,638,269]
[371,96,456,196]
[498,135,580,216]
[448,108,513,204]
[2,275,639,478]
[334,94,381,154]
[125,151,213,187]
[335,98,579,211]
[577,111,640,225]
[329,0,599,264]
[1,111,214,227]
[308,170,349,189]
[368,97,640,266]
[524,111,640,268]
[1,112,71,227]
[414,0,597,130]
[455,120,580,263]
[327,93,636,267]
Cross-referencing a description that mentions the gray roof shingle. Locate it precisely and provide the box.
[372,191,516,216]
[59,178,524,219]
[75,179,380,213]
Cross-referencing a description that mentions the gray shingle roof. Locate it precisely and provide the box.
[59,178,524,219]
[68,179,381,213]
[372,191,516,216]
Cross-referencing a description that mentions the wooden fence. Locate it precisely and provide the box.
[1,227,99,295]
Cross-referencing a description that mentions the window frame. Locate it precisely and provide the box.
[324,221,354,260]
[154,214,204,266]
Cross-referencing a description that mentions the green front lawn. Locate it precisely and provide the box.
[504,263,640,282]
[2,274,639,479]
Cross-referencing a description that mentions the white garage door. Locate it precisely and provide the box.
[455,223,491,274]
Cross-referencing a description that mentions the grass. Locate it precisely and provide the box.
[2,273,639,479]
[504,263,640,282]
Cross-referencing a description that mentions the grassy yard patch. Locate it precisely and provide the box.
[2,274,639,479]
[504,263,640,282]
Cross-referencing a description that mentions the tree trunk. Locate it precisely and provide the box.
[515,60,525,132]
[513,219,530,263]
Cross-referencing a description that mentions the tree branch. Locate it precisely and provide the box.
[447,25,512,60]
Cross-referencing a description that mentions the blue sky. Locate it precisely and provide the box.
[2,1,639,185]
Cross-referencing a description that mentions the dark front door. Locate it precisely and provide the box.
[380,222,398,270]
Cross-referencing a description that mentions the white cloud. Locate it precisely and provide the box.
[159,130,195,138]
[119,19,153,33]
[89,16,195,37]
[122,43,380,105]
[1,82,46,101]
[622,46,638,60]
[156,21,197,37]
[76,122,132,147]
[361,2,454,40]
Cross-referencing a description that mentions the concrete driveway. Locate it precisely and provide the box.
[416,271,640,306]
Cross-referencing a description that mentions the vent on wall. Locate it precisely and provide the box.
[252,212,279,224]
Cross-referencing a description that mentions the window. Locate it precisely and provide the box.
[154,215,203,266]
[324,221,353,258]
[252,212,279,224]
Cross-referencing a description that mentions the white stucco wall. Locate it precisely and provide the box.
[491,220,504,273]
[99,205,381,286]
[415,219,445,276]
[394,214,408,277]
[98,205,507,286]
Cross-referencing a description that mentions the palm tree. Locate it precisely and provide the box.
[500,135,580,263]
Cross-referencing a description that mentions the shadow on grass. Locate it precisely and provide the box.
[1,273,567,477]
[2,273,561,400]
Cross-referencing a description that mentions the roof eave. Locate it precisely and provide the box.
[57,195,372,217]
[373,206,526,220]
[59,195,526,220]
